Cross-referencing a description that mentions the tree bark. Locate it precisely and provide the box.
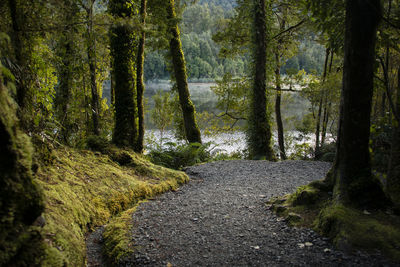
[135,0,147,153]
[110,0,138,147]
[86,0,100,136]
[248,0,274,160]
[275,52,286,160]
[387,67,400,207]
[56,38,73,144]
[167,0,202,144]
[330,0,387,208]
[8,0,25,109]
[321,51,335,146]
[315,48,330,159]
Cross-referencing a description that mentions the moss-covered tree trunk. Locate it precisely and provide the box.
[86,0,100,136]
[167,0,202,144]
[248,0,274,160]
[56,38,74,144]
[135,0,147,153]
[329,0,387,208]
[0,66,44,266]
[387,67,400,207]
[7,0,33,128]
[8,0,25,108]
[55,1,80,144]
[109,0,139,147]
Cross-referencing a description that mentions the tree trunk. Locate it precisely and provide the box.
[86,0,100,136]
[167,0,202,144]
[56,39,73,144]
[135,0,147,153]
[0,68,45,266]
[321,52,334,146]
[387,67,400,207]
[330,0,387,208]
[247,0,274,160]
[315,48,330,159]
[110,1,138,147]
[8,0,25,109]
[274,52,286,160]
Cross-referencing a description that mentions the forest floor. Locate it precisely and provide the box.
[94,160,398,266]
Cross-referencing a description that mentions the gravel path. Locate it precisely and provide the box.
[119,160,396,266]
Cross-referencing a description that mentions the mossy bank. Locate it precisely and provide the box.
[268,181,400,262]
[36,147,188,266]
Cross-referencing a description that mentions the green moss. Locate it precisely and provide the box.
[37,147,188,266]
[315,204,400,261]
[0,73,45,266]
[270,180,400,263]
[288,185,321,206]
[103,206,138,263]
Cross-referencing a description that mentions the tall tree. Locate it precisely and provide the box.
[109,0,139,147]
[387,67,400,207]
[83,0,101,136]
[247,0,274,160]
[135,0,147,152]
[167,0,202,144]
[55,0,80,144]
[328,0,387,208]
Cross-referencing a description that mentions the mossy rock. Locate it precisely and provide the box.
[285,212,302,225]
[289,185,322,206]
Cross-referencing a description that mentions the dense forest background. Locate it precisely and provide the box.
[144,0,325,81]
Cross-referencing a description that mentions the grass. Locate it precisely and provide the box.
[36,147,188,266]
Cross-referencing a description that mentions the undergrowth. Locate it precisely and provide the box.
[36,146,188,266]
[147,141,244,170]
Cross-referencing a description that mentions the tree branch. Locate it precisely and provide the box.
[271,19,306,40]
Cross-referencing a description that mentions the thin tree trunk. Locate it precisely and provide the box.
[330,0,387,208]
[315,48,330,159]
[321,52,334,146]
[135,0,147,153]
[167,0,202,144]
[87,0,100,136]
[275,52,286,160]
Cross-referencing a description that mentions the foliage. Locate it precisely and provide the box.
[370,120,392,173]
[209,73,249,131]
[147,142,212,170]
[150,90,174,145]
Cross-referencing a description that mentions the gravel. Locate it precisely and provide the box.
[113,160,397,266]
